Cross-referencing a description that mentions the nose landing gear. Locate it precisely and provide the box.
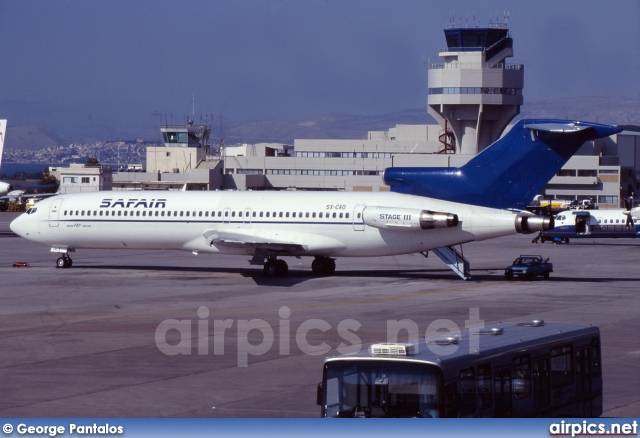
[56,254,73,269]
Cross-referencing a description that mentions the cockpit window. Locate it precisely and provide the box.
[26,208,38,215]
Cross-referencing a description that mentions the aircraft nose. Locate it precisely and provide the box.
[10,214,28,237]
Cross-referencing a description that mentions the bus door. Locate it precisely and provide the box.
[532,356,551,415]
[48,198,64,227]
[493,367,512,417]
[243,208,252,228]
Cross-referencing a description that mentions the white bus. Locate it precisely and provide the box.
[317,320,602,417]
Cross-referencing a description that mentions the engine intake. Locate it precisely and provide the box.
[515,212,554,234]
[362,207,459,231]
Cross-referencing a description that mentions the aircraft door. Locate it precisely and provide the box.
[48,198,64,227]
[575,213,590,235]
[353,205,365,231]
[243,208,252,228]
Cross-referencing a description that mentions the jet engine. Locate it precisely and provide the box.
[362,207,458,231]
[515,211,554,234]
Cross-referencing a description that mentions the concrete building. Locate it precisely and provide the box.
[51,164,113,194]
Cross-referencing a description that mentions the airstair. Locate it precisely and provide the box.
[421,244,471,280]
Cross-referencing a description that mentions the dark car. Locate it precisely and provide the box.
[504,255,553,280]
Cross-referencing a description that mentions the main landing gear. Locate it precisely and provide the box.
[263,258,289,278]
[261,256,337,278]
[56,254,73,269]
[311,256,336,276]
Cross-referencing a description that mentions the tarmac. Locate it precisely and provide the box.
[1,211,639,418]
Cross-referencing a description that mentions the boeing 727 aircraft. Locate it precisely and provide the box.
[10,119,621,278]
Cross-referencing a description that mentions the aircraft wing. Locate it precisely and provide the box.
[0,192,59,201]
[202,229,308,253]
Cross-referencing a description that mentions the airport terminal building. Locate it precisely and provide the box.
[112,23,640,209]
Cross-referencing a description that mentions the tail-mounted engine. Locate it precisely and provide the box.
[515,211,554,234]
[362,207,459,231]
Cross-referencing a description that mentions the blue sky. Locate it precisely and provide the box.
[1,0,639,127]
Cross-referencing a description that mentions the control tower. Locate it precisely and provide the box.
[427,24,524,154]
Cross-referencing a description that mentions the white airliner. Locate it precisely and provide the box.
[10,119,621,277]
[0,119,12,196]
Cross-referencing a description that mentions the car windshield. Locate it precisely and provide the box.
[515,257,537,265]
[323,360,441,418]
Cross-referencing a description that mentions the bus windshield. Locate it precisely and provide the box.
[323,361,441,418]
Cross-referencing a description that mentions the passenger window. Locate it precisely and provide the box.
[512,355,532,399]
[345,213,350,218]
[286,212,290,218]
[459,368,476,416]
[477,364,492,409]
[339,213,344,218]
[259,212,263,217]
[279,212,283,218]
[232,211,236,217]
[550,345,574,388]
[266,212,270,217]
[332,212,336,218]
[124,211,128,217]
[312,212,316,218]
[306,212,310,218]
[253,212,256,217]
[180,211,184,217]
[292,212,296,218]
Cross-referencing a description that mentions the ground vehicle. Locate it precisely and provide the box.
[317,321,601,417]
[504,255,552,280]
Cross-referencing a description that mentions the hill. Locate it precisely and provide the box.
[2,96,640,150]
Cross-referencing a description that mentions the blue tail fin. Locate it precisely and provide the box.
[383,119,622,210]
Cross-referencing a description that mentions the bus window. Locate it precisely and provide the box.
[494,367,512,417]
[532,357,551,413]
[550,345,574,388]
[512,355,532,399]
[477,364,492,410]
[323,361,441,418]
[444,382,459,417]
[459,368,476,416]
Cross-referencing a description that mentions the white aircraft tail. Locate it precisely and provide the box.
[0,119,6,168]
[0,120,7,166]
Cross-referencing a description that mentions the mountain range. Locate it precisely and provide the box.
[2,96,640,151]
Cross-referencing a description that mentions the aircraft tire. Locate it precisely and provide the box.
[263,260,278,277]
[312,257,336,276]
[56,256,71,269]
[275,259,288,277]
